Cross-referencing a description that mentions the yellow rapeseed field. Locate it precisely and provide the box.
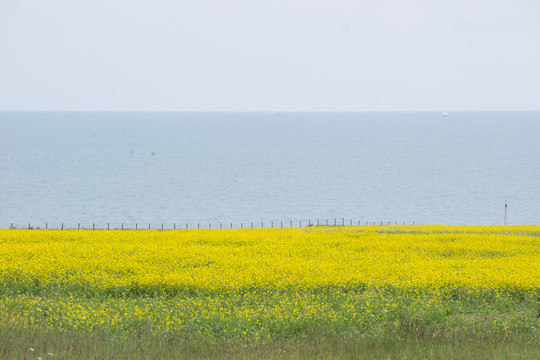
[1,226,539,340]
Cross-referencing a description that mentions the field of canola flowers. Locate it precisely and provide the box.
[0,226,539,345]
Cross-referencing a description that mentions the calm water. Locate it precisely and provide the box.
[1,111,539,228]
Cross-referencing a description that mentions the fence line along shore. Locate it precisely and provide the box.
[5,218,416,230]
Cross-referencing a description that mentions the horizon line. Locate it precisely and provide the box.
[1,109,539,113]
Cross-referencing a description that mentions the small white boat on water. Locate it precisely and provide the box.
[441,111,449,117]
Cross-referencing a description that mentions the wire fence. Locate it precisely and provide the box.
[4,218,416,230]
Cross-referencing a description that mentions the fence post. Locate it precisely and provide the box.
[209,223,211,229]
[220,223,222,229]
[121,223,123,230]
[231,223,233,229]
[241,223,243,229]
[46,223,48,229]
[174,223,176,230]
[186,223,188,229]
[135,223,137,230]
[61,223,64,230]
[281,221,283,228]
[300,220,302,227]
[342,218,345,226]
[28,223,30,230]
[149,223,151,230]
[326,219,328,226]
[271,221,273,228]
[504,200,508,225]
[93,223,95,230]
[161,223,164,230]
[318,219,320,226]
[251,222,253,228]
[334,218,336,226]
[261,222,263,228]
[107,223,110,230]
[78,223,80,230]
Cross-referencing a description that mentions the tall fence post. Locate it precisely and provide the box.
[61,223,64,230]
[504,200,508,225]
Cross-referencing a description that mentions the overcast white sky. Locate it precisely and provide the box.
[1,0,539,111]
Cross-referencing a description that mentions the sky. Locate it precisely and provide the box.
[0,0,539,112]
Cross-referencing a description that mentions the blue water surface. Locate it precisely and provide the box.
[0,111,538,228]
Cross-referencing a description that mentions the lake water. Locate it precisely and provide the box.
[1,111,539,228]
